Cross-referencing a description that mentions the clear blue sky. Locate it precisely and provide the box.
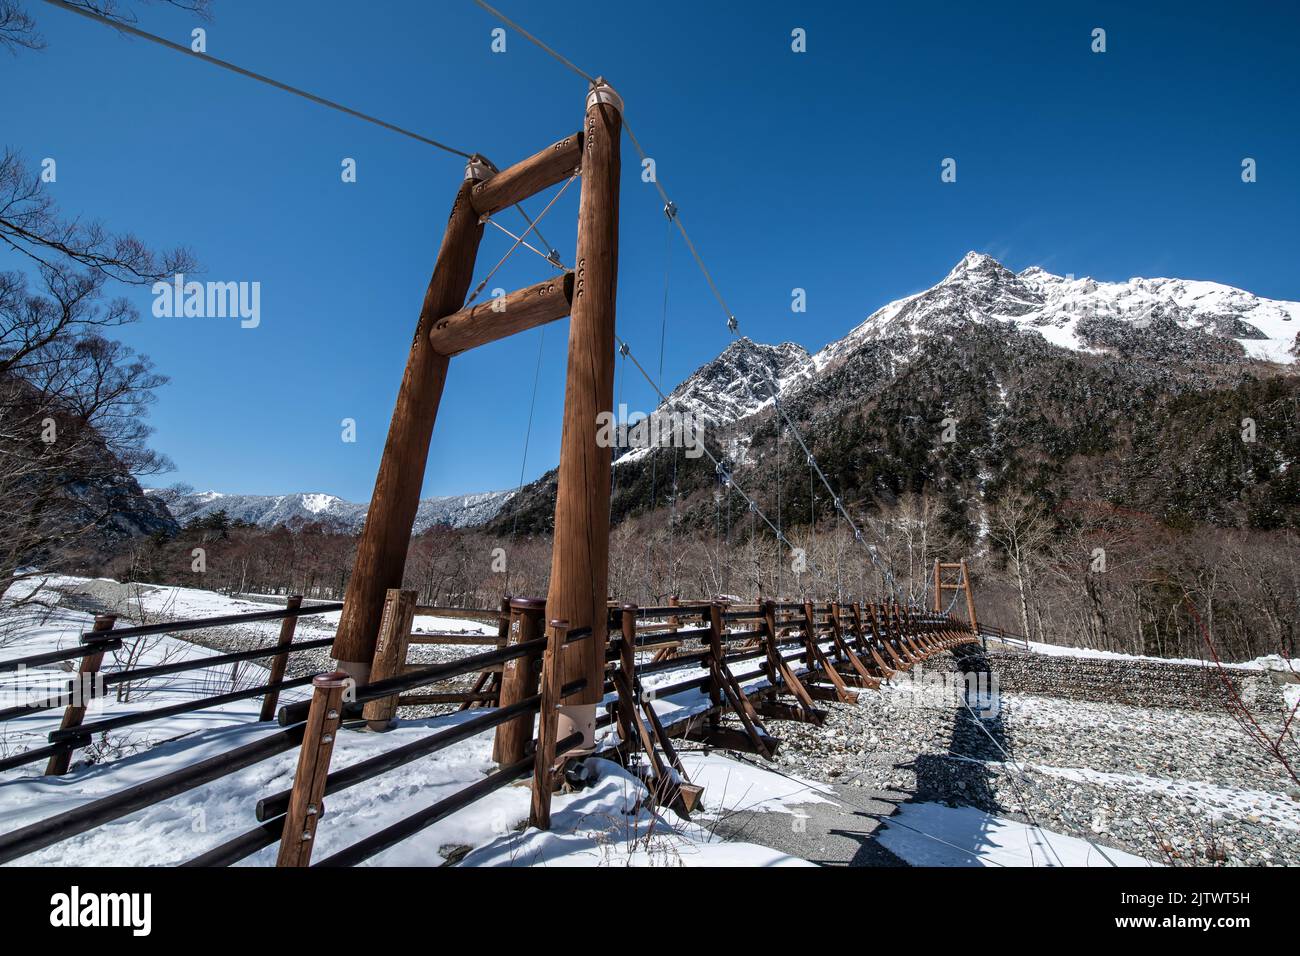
[4,0,1297,500]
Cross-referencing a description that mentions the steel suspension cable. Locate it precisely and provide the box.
[471,0,912,604]
[614,333,839,594]
[43,0,474,158]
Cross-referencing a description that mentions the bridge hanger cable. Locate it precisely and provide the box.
[470,0,915,606]
[507,327,548,590]
[614,333,842,596]
[45,0,560,265]
[472,0,597,85]
[465,173,577,306]
[956,698,1123,868]
[42,0,474,158]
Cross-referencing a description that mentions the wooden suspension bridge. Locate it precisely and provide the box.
[0,81,993,866]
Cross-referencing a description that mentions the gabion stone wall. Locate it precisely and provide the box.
[984,647,1290,714]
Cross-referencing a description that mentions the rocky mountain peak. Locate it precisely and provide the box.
[657,336,810,428]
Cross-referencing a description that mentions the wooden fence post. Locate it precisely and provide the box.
[276,671,350,867]
[45,614,116,776]
[362,589,416,731]
[460,596,511,711]
[494,597,546,764]
[614,603,639,744]
[760,599,781,685]
[259,595,303,722]
[529,618,568,831]
[706,600,726,728]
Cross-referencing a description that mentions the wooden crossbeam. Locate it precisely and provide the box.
[429,273,574,356]
[760,602,823,722]
[470,130,583,218]
[827,603,880,690]
[802,602,857,703]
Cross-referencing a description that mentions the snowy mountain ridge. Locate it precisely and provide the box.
[151,488,515,532]
[639,252,1298,436]
[811,251,1299,378]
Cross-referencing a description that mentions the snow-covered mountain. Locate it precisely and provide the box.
[656,338,811,427]
[153,488,515,532]
[628,253,1298,438]
[812,251,1298,379]
[496,251,1300,534]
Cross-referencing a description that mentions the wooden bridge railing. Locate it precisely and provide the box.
[0,591,978,866]
[0,597,342,776]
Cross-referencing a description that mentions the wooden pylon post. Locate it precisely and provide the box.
[933,558,942,613]
[545,80,622,751]
[960,558,979,637]
[330,159,490,677]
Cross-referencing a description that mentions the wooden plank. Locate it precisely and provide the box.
[754,699,824,724]
[709,661,773,759]
[259,595,302,722]
[853,602,895,678]
[399,691,498,705]
[802,601,856,703]
[494,597,545,765]
[413,606,504,621]
[874,603,912,670]
[529,619,567,830]
[275,672,349,867]
[407,634,504,646]
[827,603,880,690]
[761,600,822,722]
[644,702,704,814]
[614,605,640,746]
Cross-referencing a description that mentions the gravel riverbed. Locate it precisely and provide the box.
[754,666,1300,866]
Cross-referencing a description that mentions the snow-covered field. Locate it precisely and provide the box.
[990,634,1297,674]
[9,574,1288,868]
[0,576,824,867]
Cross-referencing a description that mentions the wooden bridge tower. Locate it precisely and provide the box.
[934,558,979,635]
[331,82,623,750]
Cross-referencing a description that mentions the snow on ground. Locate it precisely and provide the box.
[459,758,814,867]
[0,575,814,867]
[993,636,1297,673]
[676,751,834,818]
[1,579,313,772]
[877,801,1154,868]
